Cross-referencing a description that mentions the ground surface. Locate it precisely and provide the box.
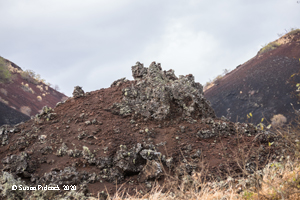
[0,73,283,198]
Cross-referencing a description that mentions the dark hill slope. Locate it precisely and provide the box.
[0,102,30,125]
[204,31,300,125]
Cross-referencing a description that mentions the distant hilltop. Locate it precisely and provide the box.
[0,56,67,126]
[204,29,300,125]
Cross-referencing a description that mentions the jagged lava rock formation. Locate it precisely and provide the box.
[112,62,215,121]
[0,62,281,199]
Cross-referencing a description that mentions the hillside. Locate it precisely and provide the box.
[0,102,30,125]
[0,57,67,126]
[204,30,300,125]
[0,62,286,199]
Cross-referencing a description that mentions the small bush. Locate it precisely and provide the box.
[20,106,32,116]
[37,95,42,102]
[20,69,46,85]
[258,42,281,55]
[0,88,7,96]
[36,84,44,92]
[287,28,300,36]
[0,57,12,83]
[271,114,287,127]
[203,75,225,91]
[21,83,35,94]
[213,75,223,85]
[20,70,39,84]
[0,97,8,105]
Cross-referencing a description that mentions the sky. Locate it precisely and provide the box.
[0,0,299,96]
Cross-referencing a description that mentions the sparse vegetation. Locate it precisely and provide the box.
[37,95,42,102]
[20,69,45,85]
[287,28,300,36]
[271,114,287,127]
[0,97,9,105]
[36,84,44,92]
[278,27,300,37]
[258,41,281,55]
[204,74,225,91]
[0,88,7,96]
[203,68,231,91]
[0,57,12,83]
[101,119,300,200]
[20,106,32,116]
[21,82,35,94]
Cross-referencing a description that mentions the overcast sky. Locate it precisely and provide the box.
[0,0,299,96]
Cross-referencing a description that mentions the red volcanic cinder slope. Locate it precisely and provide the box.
[204,30,300,125]
[0,62,281,198]
[0,57,67,125]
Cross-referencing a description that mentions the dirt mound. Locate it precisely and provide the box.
[0,57,67,126]
[204,30,300,125]
[0,63,283,199]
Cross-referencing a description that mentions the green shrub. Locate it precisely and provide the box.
[0,57,12,83]
[258,42,281,55]
[20,70,39,84]
[287,28,300,36]
[213,74,223,85]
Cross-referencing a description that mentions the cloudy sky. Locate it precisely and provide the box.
[0,0,299,96]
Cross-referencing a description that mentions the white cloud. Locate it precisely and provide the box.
[0,0,299,96]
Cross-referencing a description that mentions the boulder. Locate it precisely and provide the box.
[112,62,216,121]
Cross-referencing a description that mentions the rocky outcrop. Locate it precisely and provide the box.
[72,86,85,98]
[112,62,215,121]
[0,62,286,199]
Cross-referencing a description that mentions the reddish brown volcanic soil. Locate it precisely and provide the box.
[0,58,67,126]
[204,32,300,125]
[0,66,284,198]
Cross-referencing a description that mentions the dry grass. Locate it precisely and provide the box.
[20,106,32,116]
[36,84,44,92]
[0,96,9,105]
[271,114,287,127]
[101,160,300,200]
[90,118,300,200]
[0,88,7,96]
[21,83,35,94]
[37,95,42,102]
[258,42,281,55]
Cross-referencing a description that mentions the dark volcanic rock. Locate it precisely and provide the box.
[112,61,216,121]
[0,102,30,126]
[72,86,85,98]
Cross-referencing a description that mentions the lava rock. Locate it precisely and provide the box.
[112,62,216,121]
[72,86,85,98]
